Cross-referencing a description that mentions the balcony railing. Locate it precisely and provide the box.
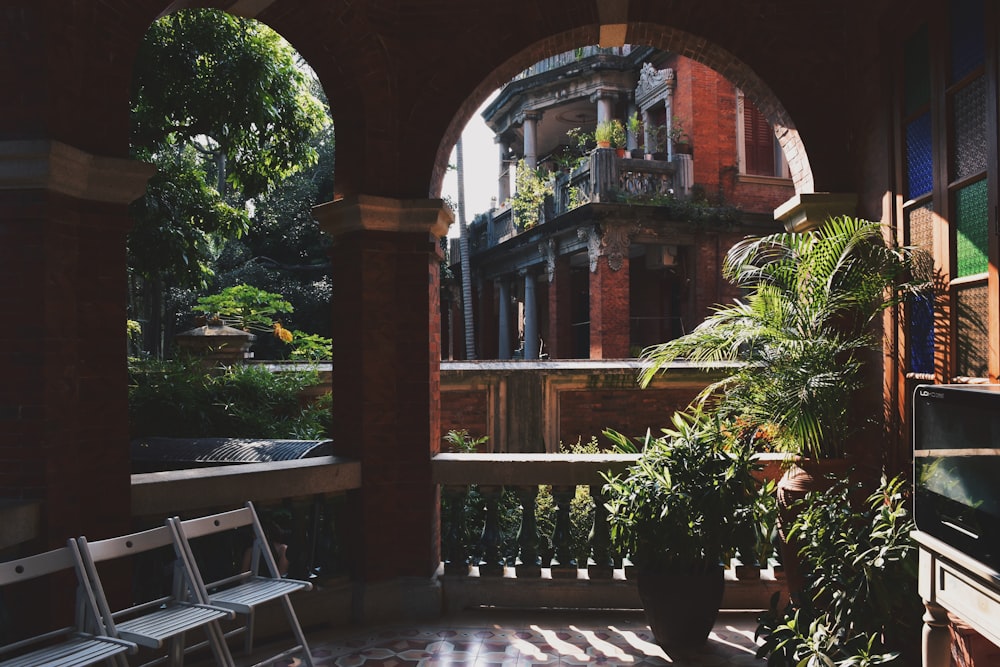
[468,151,682,256]
[432,452,786,611]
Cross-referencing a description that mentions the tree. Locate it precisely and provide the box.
[129,8,331,355]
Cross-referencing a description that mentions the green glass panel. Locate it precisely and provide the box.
[904,25,930,115]
[955,179,989,277]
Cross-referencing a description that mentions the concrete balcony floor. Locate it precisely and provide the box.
[225,608,763,666]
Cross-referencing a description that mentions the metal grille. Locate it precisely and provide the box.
[955,178,989,277]
[956,283,989,378]
[952,76,987,181]
[904,25,930,115]
[906,112,932,200]
[950,0,985,83]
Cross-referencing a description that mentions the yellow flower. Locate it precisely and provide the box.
[273,322,293,343]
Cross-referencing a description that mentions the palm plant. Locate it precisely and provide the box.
[638,216,922,459]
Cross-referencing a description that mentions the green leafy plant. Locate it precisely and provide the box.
[194,284,294,332]
[511,160,553,229]
[288,330,332,360]
[602,408,768,571]
[128,356,330,438]
[443,429,489,453]
[595,119,626,148]
[755,474,921,666]
[639,216,924,459]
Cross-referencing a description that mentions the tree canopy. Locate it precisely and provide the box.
[128,8,332,356]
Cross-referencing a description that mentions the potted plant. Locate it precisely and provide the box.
[603,408,767,651]
[669,116,691,155]
[637,216,923,597]
[627,112,645,158]
[594,119,626,155]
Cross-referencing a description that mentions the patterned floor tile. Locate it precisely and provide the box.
[220,610,764,666]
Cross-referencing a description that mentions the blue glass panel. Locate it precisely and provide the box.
[951,0,985,83]
[910,292,935,374]
[906,112,932,199]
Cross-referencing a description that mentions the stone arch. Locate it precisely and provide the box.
[429,22,812,199]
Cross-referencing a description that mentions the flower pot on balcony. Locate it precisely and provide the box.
[775,456,854,601]
[637,564,725,651]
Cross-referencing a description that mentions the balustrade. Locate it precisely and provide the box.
[432,452,785,612]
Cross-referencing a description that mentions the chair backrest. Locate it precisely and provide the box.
[0,540,114,639]
[80,525,176,564]
[169,502,283,592]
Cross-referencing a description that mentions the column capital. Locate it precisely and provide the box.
[774,192,858,232]
[313,194,453,240]
[0,140,154,204]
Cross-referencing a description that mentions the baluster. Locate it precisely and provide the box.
[549,485,577,578]
[477,485,505,577]
[442,485,471,576]
[587,484,614,579]
[513,485,541,578]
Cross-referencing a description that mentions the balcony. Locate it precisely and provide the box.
[468,149,689,256]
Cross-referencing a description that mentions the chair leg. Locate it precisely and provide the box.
[206,621,236,667]
[279,595,314,667]
[243,607,255,655]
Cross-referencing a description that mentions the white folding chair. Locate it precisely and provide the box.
[76,526,236,667]
[0,540,136,667]
[168,502,314,667]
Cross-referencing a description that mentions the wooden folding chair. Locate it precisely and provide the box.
[168,502,314,667]
[76,525,236,667]
[0,539,136,667]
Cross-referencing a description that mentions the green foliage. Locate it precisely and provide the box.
[595,119,626,148]
[554,127,593,172]
[128,8,332,356]
[602,409,768,571]
[128,357,330,439]
[639,217,925,459]
[511,161,553,229]
[288,331,332,361]
[755,475,921,666]
[131,8,328,199]
[194,284,293,333]
[443,429,489,453]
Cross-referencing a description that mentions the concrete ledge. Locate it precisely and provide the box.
[441,569,786,613]
[131,456,361,516]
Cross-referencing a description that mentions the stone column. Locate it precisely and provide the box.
[498,278,513,359]
[522,111,542,170]
[642,109,654,155]
[583,224,633,359]
[547,253,572,359]
[314,195,452,614]
[522,270,538,360]
[595,93,616,126]
[478,278,498,359]
[497,138,511,204]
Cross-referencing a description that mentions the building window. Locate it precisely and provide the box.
[896,0,995,382]
[736,90,789,178]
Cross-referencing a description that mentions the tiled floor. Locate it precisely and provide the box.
[239,609,764,666]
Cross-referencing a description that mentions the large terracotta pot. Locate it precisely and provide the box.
[775,457,854,601]
[635,564,725,651]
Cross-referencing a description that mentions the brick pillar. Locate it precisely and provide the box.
[587,224,632,359]
[0,141,153,548]
[0,141,152,632]
[479,279,498,359]
[315,195,451,613]
[547,255,572,359]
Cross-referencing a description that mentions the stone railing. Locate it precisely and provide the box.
[471,152,681,254]
[432,452,786,611]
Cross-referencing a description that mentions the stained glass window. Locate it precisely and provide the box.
[956,283,989,377]
[952,76,987,181]
[906,112,932,200]
[955,179,989,277]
